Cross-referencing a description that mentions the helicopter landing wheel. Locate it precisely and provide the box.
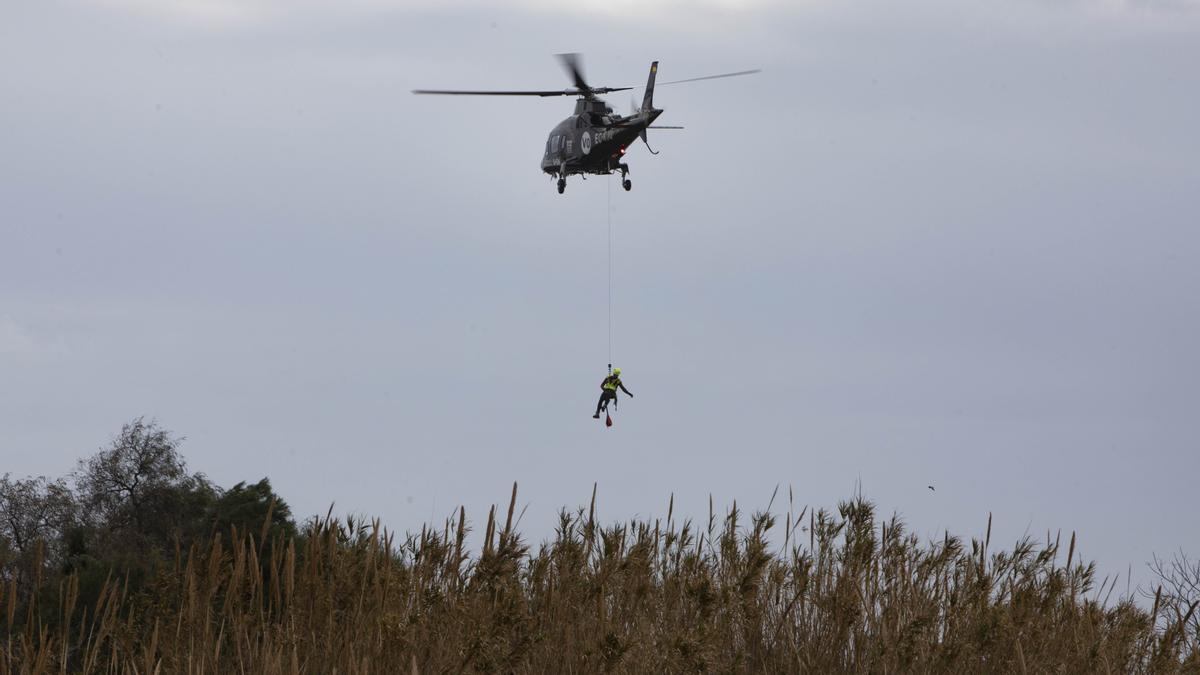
[622,179,632,192]
[557,178,566,194]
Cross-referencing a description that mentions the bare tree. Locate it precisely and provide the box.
[75,418,188,528]
[74,415,208,547]
[0,473,76,582]
[1146,550,1200,657]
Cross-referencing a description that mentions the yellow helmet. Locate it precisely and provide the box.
[612,367,621,376]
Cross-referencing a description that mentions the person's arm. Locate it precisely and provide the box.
[619,382,632,396]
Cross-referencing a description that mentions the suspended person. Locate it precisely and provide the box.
[594,367,633,418]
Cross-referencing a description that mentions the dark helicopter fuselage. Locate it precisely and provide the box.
[413,56,759,194]
[541,98,662,178]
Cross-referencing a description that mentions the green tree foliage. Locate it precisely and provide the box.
[208,478,297,546]
[0,418,299,651]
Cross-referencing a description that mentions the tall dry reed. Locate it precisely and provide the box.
[3,485,1196,673]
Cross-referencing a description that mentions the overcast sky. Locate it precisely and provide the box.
[3,0,1198,592]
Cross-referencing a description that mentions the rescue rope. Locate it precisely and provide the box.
[607,175,613,374]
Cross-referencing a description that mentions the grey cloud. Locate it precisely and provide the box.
[2,0,1198,593]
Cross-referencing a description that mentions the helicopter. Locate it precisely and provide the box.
[413,54,758,194]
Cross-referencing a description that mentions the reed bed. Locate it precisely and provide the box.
[2,484,1196,673]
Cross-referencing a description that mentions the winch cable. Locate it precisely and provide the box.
[607,175,613,375]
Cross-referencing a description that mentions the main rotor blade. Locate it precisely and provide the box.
[413,89,584,97]
[655,69,761,86]
[556,52,590,92]
[412,86,631,97]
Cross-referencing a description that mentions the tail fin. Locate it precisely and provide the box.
[641,61,658,111]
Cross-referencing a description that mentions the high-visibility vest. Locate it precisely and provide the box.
[602,376,620,391]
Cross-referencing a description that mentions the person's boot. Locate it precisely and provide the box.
[593,412,600,418]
